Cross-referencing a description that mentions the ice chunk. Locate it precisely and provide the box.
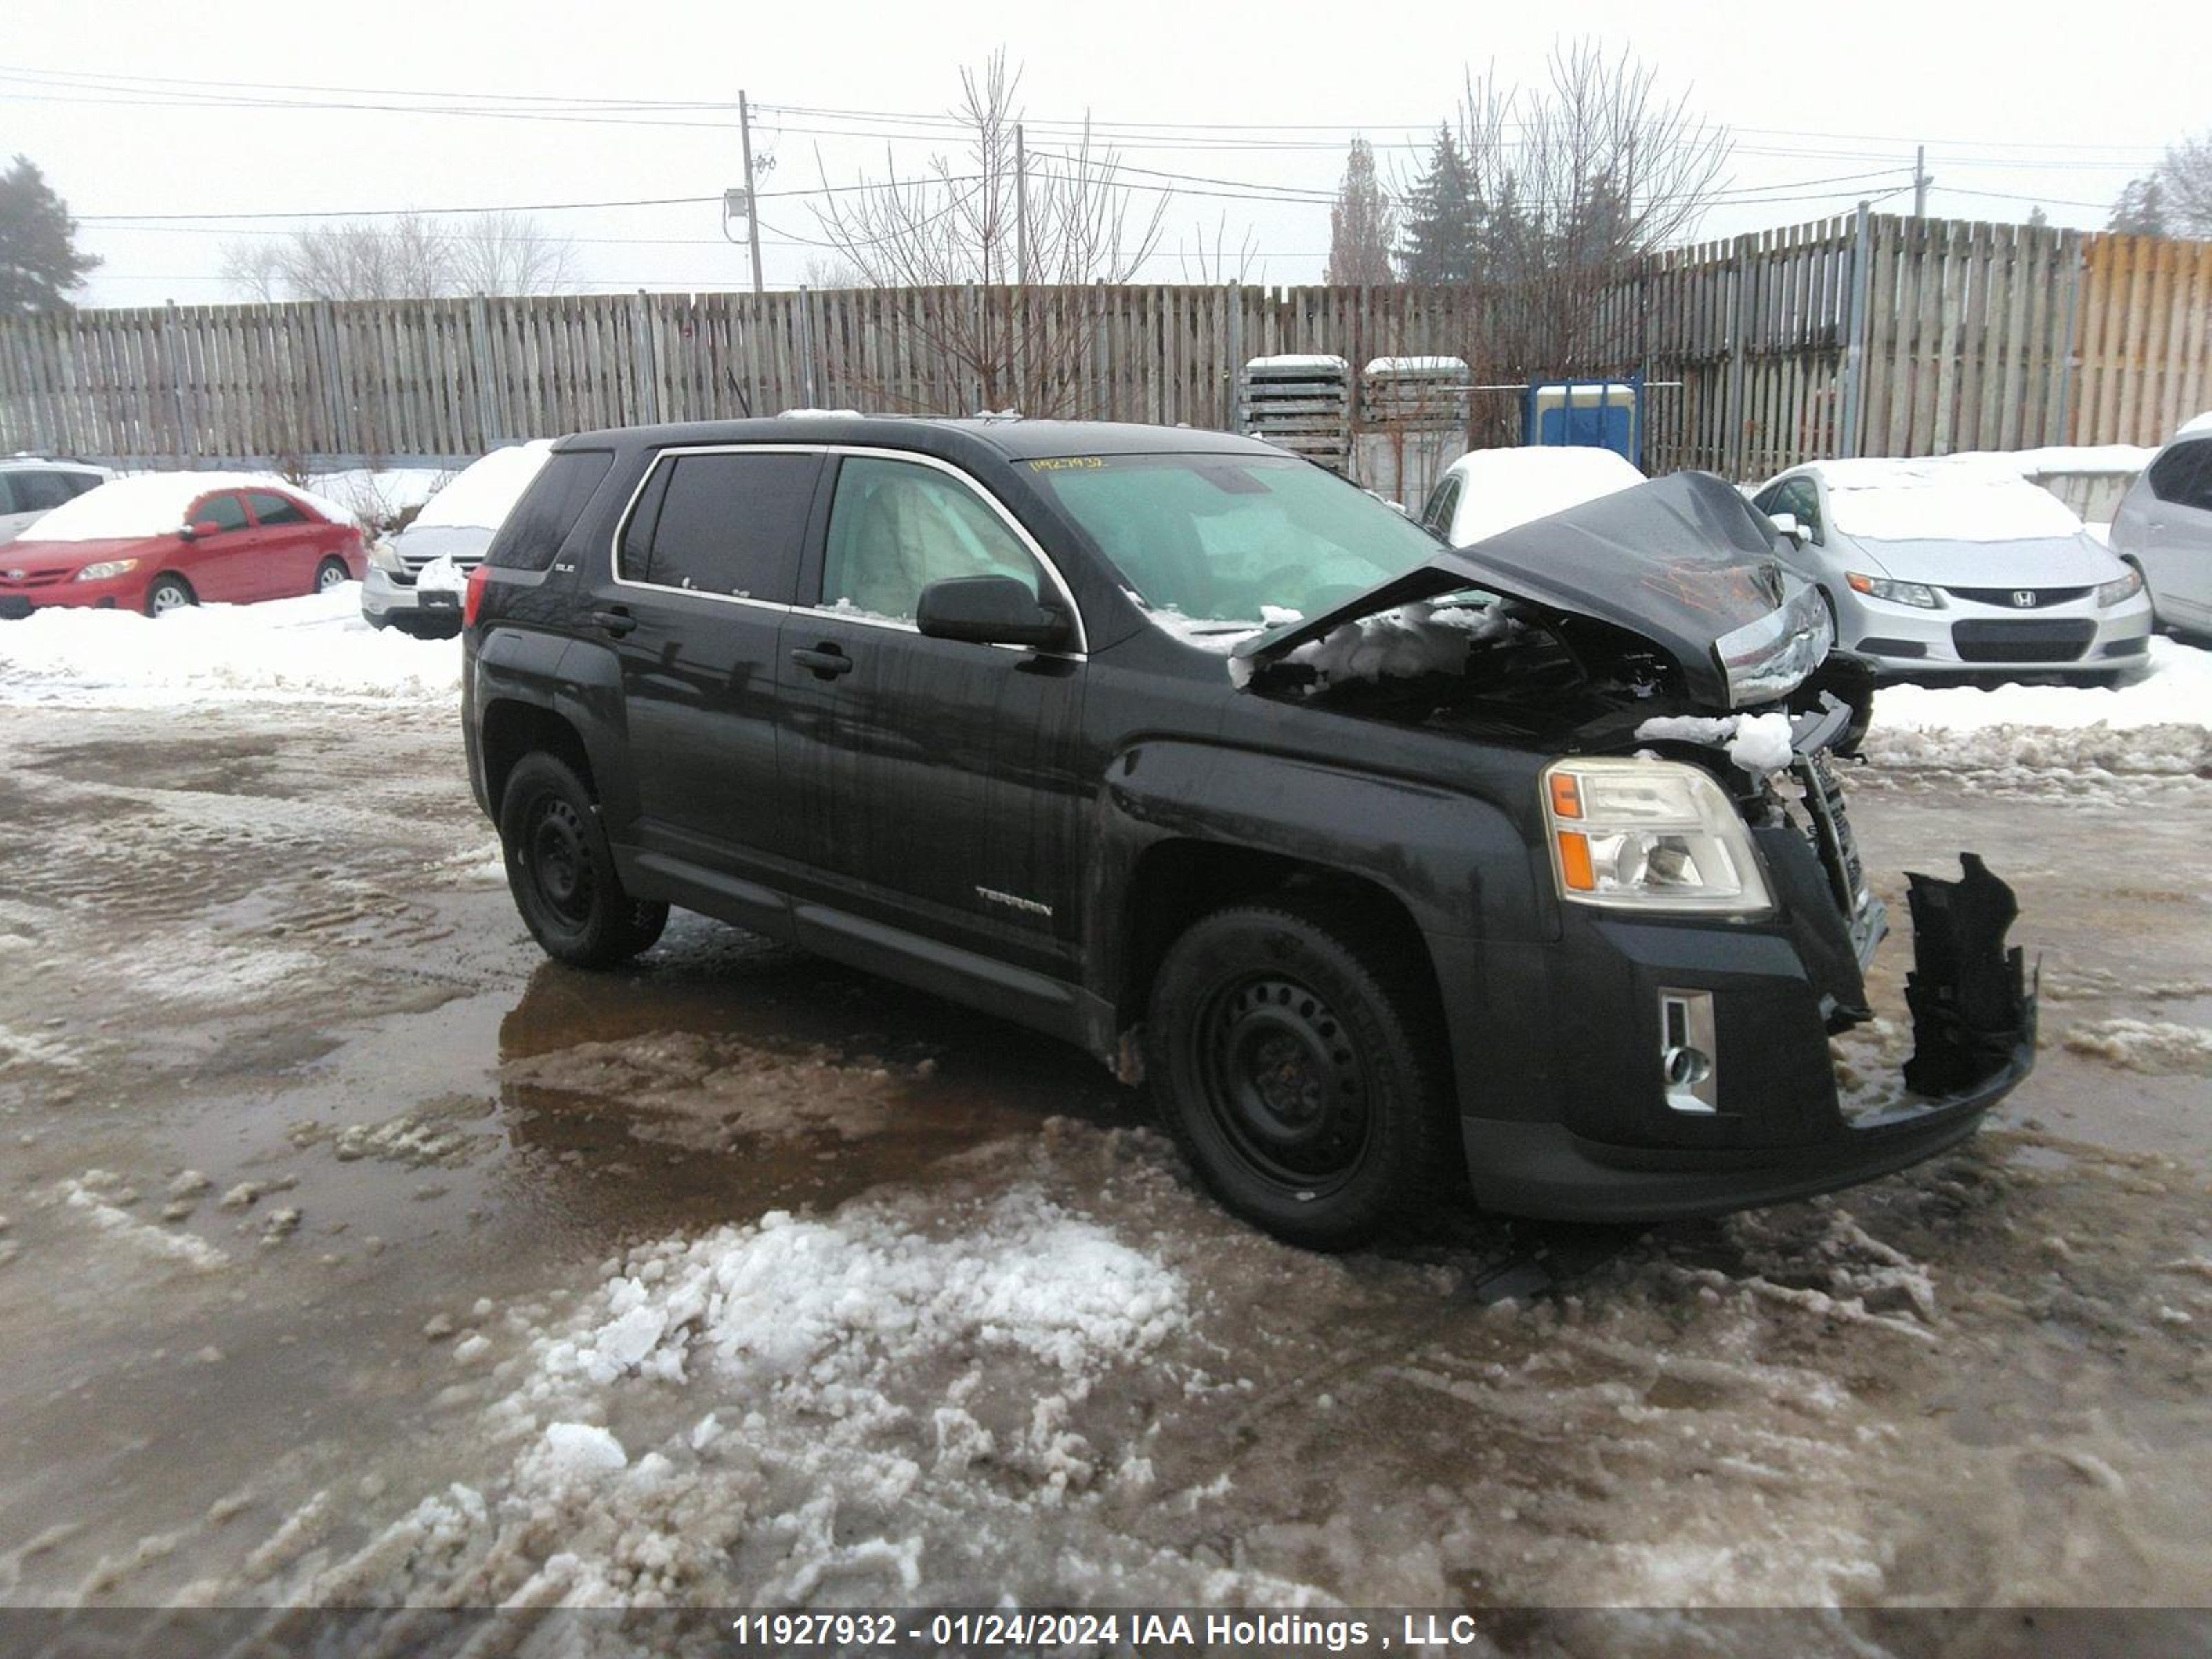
[541,1423,627,1473]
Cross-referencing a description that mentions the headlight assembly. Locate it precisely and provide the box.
[73,558,140,582]
[366,540,408,574]
[1846,572,1944,609]
[1542,757,1772,916]
[2095,568,2142,607]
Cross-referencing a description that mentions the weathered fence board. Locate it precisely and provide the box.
[5,218,2209,478]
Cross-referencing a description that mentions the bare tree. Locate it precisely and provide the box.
[1326,138,1397,283]
[1436,41,1732,438]
[1178,212,1259,285]
[800,254,864,289]
[446,212,577,296]
[809,50,1169,415]
[218,212,577,301]
[2113,132,2212,237]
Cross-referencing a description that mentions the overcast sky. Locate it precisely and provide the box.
[8,0,2196,308]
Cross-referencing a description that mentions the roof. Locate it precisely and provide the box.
[558,416,1277,465]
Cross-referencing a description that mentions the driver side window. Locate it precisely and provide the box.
[1772,478,1824,545]
[191,493,251,534]
[821,458,1042,622]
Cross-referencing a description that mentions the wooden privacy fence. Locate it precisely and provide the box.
[3,216,2209,478]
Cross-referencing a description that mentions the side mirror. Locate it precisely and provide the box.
[182,520,221,541]
[1769,512,1813,547]
[915,574,1071,650]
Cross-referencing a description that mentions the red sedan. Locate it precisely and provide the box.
[0,473,367,619]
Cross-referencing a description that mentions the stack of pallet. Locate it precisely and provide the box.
[1238,355,1351,471]
[1357,357,1470,509]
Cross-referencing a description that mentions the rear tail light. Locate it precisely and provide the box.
[462,563,491,628]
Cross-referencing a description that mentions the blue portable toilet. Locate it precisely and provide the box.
[1524,377,1642,465]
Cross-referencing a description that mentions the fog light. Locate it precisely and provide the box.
[1660,990,1719,1114]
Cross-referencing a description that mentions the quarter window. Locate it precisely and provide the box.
[622,451,818,599]
[486,449,616,572]
[820,457,1042,621]
[245,491,310,526]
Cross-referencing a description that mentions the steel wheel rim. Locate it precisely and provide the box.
[1194,973,1371,1190]
[523,797,596,928]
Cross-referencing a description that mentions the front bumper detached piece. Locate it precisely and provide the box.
[1902,852,2034,1096]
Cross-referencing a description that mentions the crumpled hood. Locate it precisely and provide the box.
[1235,471,1829,708]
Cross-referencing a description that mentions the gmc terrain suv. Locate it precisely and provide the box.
[461,418,2034,1248]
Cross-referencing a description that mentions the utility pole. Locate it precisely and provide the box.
[740,90,766,296]
[1015,122,1029,285]
[1913,145,1931,219]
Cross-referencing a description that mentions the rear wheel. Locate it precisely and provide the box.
[145,574,196,617]
[1143,893,1457,1250]
[498,753,668,967]
[314,556,351,593]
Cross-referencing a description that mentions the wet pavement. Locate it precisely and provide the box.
[0,700,2208,1640]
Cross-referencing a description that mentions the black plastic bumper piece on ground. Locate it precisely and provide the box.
[1462,856,2037,1224]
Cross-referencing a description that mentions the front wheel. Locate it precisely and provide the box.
[498,753,668,967]
[145,574,196,617]
[1143,894,1458,1250]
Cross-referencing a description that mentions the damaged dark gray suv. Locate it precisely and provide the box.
[460,418,2035,1249]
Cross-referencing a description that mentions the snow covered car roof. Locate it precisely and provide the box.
[1440,445,1647,545]
[19,471,357,543]
[406,441,554,534]
[1240,471,1826,709]
[1783,458,2086,543]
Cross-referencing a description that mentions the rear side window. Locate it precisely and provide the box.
[245,490,310,526]
[485,449,616,572]
[66,471,106,498]
[2146,440,2212,509]
[622,450,818,600]
[1420,475,1461,536]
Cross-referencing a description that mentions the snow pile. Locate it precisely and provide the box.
[1861,637,2212,776]
[1439,446,1646,545]
[409,441,554,532]
[777,407,865,419]
[25,471,362,539]
[308,465,450,532]
[538,1185,1187,1394]
[0,587,460,707]
[1947,443,2153,480]
[412,553,469,595]
[1636,711,1797,774]
[1273,601,1519,688]
[1245,353,1347,374]
[2061,1019,2212,1076]
[1814,458,2086,542]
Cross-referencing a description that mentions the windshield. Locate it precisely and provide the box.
[1022,452,1441,630]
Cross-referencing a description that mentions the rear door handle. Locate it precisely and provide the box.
[592,606,636,639]
[790,644,854,679]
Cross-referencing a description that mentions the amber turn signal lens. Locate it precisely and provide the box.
[1548,773,1584,819]
[1557,830,1595,892]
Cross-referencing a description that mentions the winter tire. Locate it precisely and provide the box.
[1144,892,1457,1250]
[498,753,668,967]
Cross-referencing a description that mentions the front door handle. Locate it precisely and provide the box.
[790,644,854,679]
[592,606,637,639]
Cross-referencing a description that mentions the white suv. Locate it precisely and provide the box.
[0,458,115,547]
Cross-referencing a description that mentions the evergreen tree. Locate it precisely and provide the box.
[1396,127,1483,285]
[0,156,100,315]
[2108,176,2168,236]
[1325,138,1397,285]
